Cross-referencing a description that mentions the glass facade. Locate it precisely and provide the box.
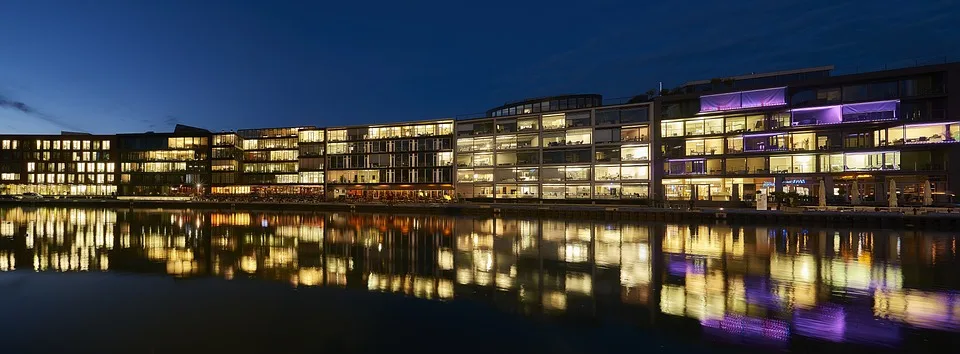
[660,68,955,205]
[456,102,653,201]
[325,120,455,201]
[0,65,955,205]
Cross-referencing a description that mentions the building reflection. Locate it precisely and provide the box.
[0,207,958,346]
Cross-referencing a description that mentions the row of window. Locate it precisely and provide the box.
[327,123,454,142]
[327,152,453,169]
[455,128,649,154]
[243,150,299,162]
[665,122,960,158]
[458,183,649,199]
[14,140,113,151]
[242,138,298,150]
[27,162,116,173]
[488,96,601,118]
[457,146,650,167]
[663,150,945,176]
[327,168,452,184]
[121,162,206,173]
[122,150,203,161]
[26,173,113,184]
[457,165,649,183]
[326,139,452,154]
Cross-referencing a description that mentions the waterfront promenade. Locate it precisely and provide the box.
[2,197,959,230]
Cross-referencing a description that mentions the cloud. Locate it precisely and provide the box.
[0,94,82,132]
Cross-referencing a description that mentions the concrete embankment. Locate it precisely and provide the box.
[2,199,958,230]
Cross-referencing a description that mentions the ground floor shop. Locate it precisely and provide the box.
[0,183,117,196]
[328,184,454,201]
[456,182,650,200]
[661,174,951,205]
[210,185,325,196]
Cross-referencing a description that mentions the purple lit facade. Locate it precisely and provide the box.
[791,100,899,126]
[700,87,786,112]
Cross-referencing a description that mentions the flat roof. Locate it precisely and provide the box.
[681,65,835,87]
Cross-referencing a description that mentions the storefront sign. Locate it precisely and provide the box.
[783,179,808,184]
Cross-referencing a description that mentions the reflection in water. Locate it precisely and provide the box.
[1,207,959,350]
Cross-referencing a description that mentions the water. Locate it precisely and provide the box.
[1,206,959,353]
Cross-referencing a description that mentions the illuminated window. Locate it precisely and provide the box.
[102,140,110,150]
[328,130,347,142]
[298,171,324,183]
[53,140,61,150]
[27,162,35,172]
[82,141,91,150]
[298,130,324,143]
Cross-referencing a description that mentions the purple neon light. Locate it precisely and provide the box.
[842,100,898,115]
[792,106,842,126]
[791,100,899,127]
[742,87,787,108]
[700,92,741,112]
[700,87,786,113]
[667,158,707,162]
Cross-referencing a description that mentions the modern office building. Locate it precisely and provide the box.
[235,126,322,196]
[210,131,243,194]
[0,132,118,196]
[657,63,960,206]
[455,95,653,201]
[325,119,455,200]
[116,124,211,196]
[1,60,957,206]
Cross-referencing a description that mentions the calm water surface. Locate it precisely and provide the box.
[1,207,958,353]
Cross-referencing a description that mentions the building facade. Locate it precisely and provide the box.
[0,133,118,196]
[657,63,960,206]
[456,96,653,201]
[116,125,211,197]
[325,120,455,200]
[1,62,957,206]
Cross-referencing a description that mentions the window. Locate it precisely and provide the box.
[621,145,649,162]
[565,129,592,145]
[595,147,620,162]
[621,165,648,180]
[662,121,683,137]
[684,120,704,136]
[621,126,648,142]
[298,171,324,183]
[328,130,347,142]
[298,130,324,143]
[565,167,589,181]
[518,118,539,131]
[594,128,619,144]
[725,116,746,133]
[595,165,620,181]
[542,114,565,130]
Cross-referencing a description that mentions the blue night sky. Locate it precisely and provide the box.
[1,0,957,134]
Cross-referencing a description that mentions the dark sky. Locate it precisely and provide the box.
[1,0,958,134]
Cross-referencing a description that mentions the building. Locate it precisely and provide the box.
[656,63,960,206]
[325,119,455,200]
[210,131,243,194]
[1,60,957,206]
[116,125,211,197]
[455,95,653,201]
[233,126,322,196]
[0,132,118,196]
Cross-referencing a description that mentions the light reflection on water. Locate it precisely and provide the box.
[1,207,959,350]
